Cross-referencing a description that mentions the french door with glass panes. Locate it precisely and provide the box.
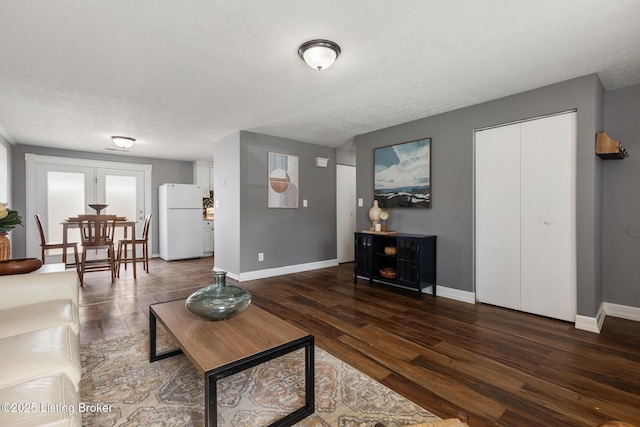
[25,155,151,263]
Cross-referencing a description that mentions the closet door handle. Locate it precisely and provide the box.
[544,220,552,225]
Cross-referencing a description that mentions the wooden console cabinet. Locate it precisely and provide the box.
[354,232,437,300]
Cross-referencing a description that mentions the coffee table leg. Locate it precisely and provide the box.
[204,336,314,427]
[149,306,183,362]
[205,374,217,427]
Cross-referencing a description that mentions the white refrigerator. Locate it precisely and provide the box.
[159,183,204,261]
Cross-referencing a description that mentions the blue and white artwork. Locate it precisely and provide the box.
[374,138,431,208]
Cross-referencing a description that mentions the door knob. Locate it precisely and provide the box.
[544,220,552,225]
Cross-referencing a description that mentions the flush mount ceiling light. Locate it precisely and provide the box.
[111,136,135,149]
[298,39,341,71]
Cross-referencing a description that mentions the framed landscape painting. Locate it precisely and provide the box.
[374,137,431,208]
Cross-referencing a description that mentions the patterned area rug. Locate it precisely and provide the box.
[81,330,439,427]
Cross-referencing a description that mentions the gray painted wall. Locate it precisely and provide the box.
[602,84,640,308]
[355,74,604,317]
[239,131,336,273]
[10,144,194,257]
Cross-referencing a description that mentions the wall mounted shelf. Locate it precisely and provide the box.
[596,131,628,159]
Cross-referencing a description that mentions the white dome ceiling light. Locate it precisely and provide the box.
[298,39,341,71]
[112,136,136,149]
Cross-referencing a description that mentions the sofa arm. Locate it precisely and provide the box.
[0,271,79,310]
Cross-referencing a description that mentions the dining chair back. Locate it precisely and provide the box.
[34,214,80,272]
[78,214,117,285]
[116,214,152,277]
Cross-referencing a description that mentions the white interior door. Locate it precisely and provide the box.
[34,164,96,261]
[25,154,152,261]
[520,112,576,321]
[97,168,146,245]
[475,124,522,311]
[337,164,356,263]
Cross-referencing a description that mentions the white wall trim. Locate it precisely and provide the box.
[435,286,476,304]
[575,311,605,333]
[574,302,640,333]
[603,302,640,322]
[234,259,339,282]
[354,279,477,304]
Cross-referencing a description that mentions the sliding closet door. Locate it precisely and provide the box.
[520,112,576,321]
[475,124,522,311]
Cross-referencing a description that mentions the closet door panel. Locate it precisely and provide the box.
[475,124,522,311]
[520,112,577,321]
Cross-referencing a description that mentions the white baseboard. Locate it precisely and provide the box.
[575,313,604,333]
[234,259,339,282]
[574,302,640,333]
[435,286,476,304]
[354,280,476,304]
[603,302,640,322]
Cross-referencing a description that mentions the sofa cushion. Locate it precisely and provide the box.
[0,374,81,427]
[0,271,79,311]
[0,326,81,390]
[0,299,79,338]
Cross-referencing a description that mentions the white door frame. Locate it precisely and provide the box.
[25,153,152,259]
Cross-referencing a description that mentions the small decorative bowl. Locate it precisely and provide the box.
[384,246,397,256]
[88,204,108,214]
[0,258,43,276]
[379,268,397,280]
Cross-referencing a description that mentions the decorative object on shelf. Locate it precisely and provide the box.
[379,267,397,280]
[268,152,299,208]
[112,136,136,149]
[596,131,628,159]
[185,270,251,321]
[384,246,397,256]
[0,203,23,261]
[369,200,382,230]
[374,137,431,208]
[88,204,109,215]
[0,258,43,275]
[298,39,341,71]
[379,210,389,231]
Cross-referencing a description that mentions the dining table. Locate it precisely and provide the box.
[61,217,139,279]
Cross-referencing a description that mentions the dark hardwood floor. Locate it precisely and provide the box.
[79,257,640,427]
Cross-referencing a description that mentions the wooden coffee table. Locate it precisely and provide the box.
[149,299,314,427]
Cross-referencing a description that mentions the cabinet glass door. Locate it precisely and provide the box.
[354,234,373,276]
[397,238,418,284]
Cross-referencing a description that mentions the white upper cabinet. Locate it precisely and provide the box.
[193,161,214,198]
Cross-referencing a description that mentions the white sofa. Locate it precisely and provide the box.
[0,270,82,427]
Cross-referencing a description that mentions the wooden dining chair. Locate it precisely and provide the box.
[78,214,117,286]
[116,214,151,277]
[34,214,80,273]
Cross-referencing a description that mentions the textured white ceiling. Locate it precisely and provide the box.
[1,0,639,161]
